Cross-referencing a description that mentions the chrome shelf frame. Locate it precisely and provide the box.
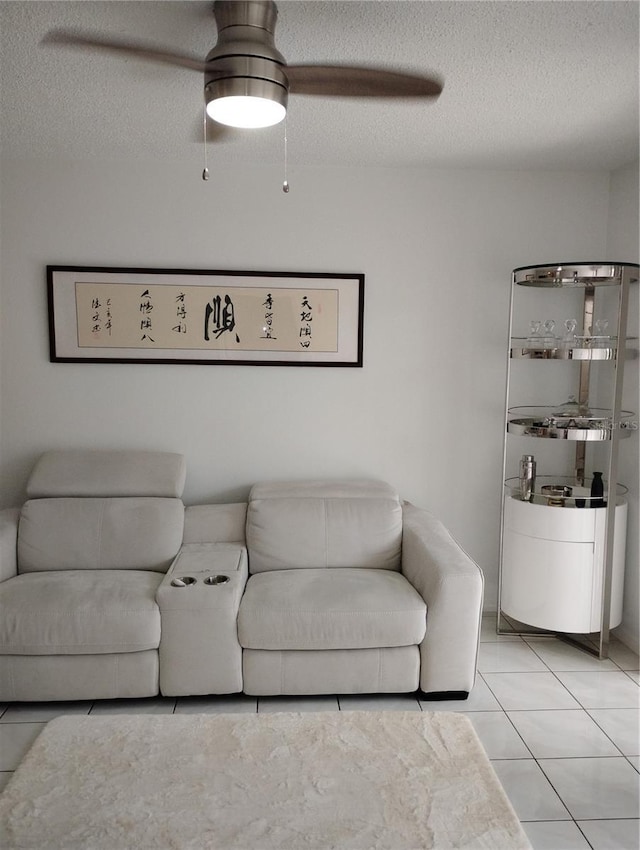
[506,406,635,442]
[498,261,639,659]
[510,340,638,361]
[513,263,633,288]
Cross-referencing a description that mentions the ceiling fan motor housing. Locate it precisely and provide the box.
[205,1,288,117]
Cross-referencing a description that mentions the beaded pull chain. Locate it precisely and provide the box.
[282,118,289,193]
[202,100,210,181]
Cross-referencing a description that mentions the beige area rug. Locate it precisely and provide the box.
[0,711,531,850]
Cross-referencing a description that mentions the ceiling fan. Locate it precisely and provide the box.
[42,0,444,131]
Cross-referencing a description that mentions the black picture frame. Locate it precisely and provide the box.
[47,266,364,367]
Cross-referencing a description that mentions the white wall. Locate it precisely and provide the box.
[0,158,610,612]
[607,161,640,652]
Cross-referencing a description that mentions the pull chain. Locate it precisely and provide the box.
[202,100,210,181]
[282,117,289,193]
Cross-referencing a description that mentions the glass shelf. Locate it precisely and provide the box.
[510,339,638,361]
[513,262,639,288]
[504,475,628,508]
[507,406,636,441]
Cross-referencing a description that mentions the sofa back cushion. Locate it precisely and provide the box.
[246,480,402,573]
[18,497,184,573]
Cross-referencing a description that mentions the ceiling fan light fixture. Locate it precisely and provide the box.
[205,76,287,128]
[207,94,286,128]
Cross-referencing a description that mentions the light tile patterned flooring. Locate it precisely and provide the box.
[0,614,638,849]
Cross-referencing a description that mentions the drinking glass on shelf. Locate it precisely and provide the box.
[561,318,577,348]
[593,319,610,348]
[527,320,543,346]
[541,319,557,348]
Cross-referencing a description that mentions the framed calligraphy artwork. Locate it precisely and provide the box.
[47,266,364,366]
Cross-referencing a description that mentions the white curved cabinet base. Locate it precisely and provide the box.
[501,496,626,634]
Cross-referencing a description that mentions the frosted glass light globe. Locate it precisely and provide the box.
[206,95,286,129]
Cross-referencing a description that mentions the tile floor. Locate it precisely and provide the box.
[0,614,638,850]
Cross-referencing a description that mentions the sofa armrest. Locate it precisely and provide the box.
[0,509,20,583]
[183,503,247,544]
[401,502,484,695]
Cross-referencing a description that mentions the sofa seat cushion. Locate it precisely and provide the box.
[237,568,426,651]
[0,570,164,655]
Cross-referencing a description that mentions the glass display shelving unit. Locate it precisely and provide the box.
[498,262,639,658]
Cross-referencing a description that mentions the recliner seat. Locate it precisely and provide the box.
[236,479,483,697]
[0,450,185,701]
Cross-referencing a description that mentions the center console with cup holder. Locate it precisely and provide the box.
[157,542,248,696]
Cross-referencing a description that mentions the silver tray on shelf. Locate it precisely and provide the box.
[507,406,636,441]
[504,475,628,507]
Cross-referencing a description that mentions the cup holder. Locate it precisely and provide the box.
[170,576,197,587]
[204,575,230,586]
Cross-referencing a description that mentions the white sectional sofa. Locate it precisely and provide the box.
[0,451,484,702]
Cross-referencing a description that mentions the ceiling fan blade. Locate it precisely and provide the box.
[286,65,443,99]
[41,30,207,72]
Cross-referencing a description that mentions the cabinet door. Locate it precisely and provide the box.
[502,530,595,633]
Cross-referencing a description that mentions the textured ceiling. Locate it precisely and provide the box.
[1,0,638,170]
